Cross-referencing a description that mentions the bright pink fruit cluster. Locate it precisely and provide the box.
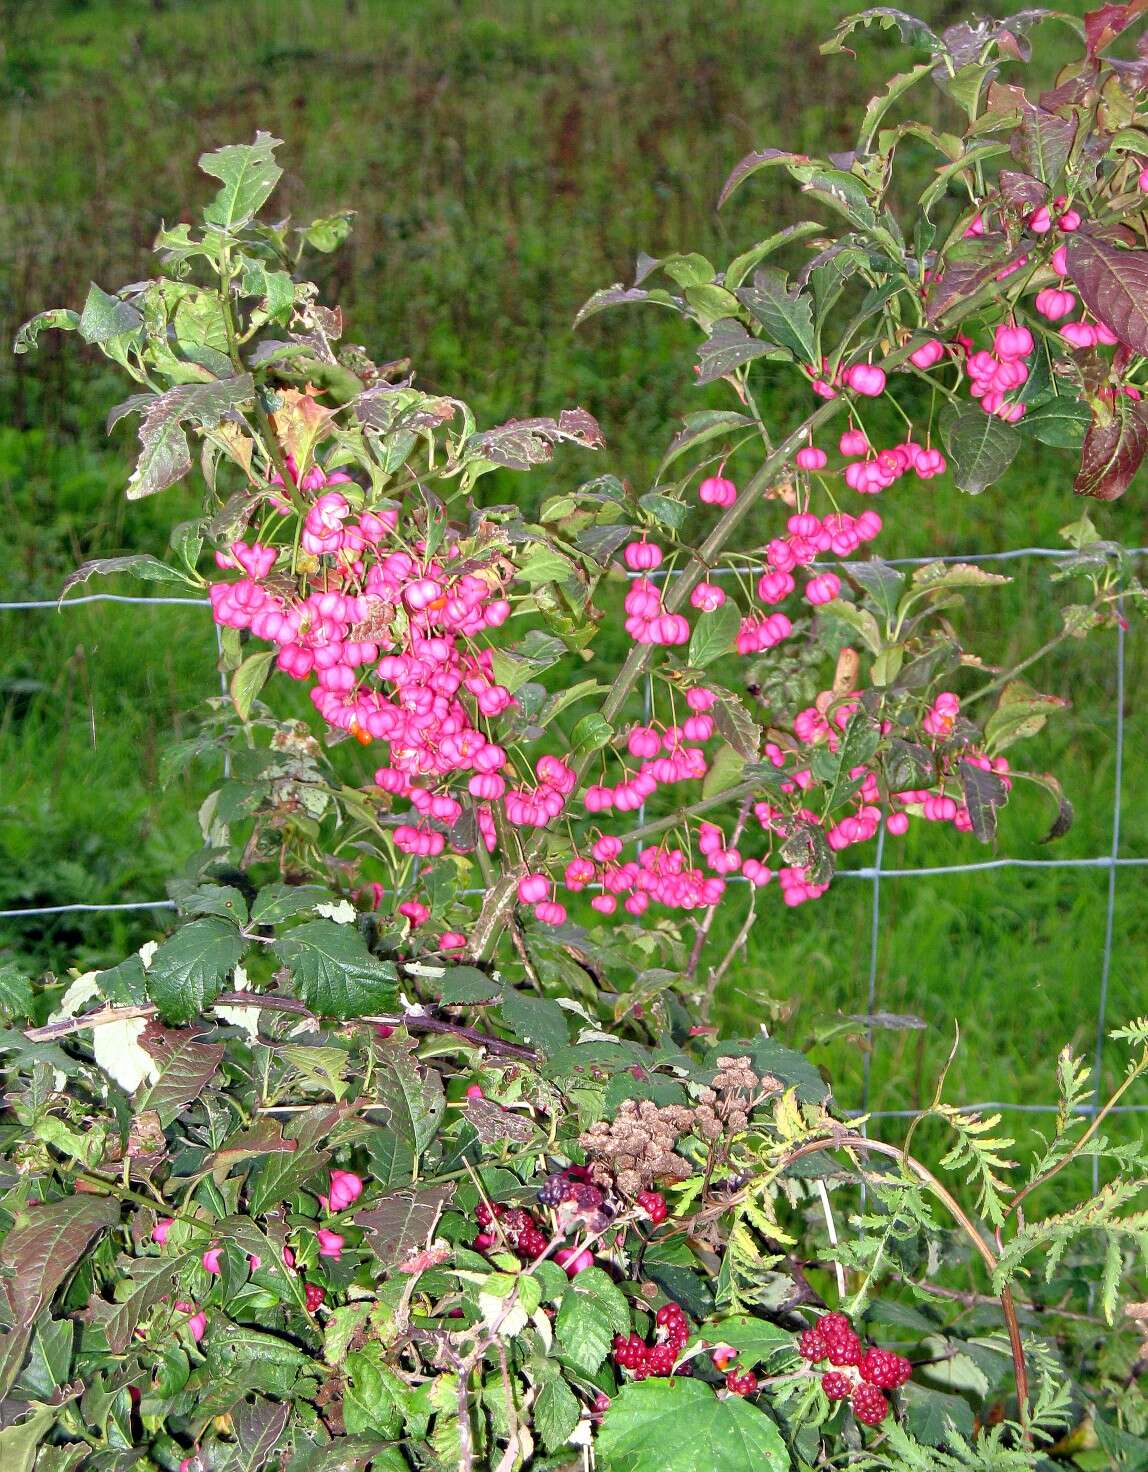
[798,1313,912,1426]
[612,1301,690,1380]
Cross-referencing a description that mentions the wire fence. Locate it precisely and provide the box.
[2,545,1141,1142]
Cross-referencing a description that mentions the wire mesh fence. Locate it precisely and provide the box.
[3,545,1142,1140]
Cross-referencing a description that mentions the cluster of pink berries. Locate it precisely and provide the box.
[797,1312,912,1426]
[613,1301,691,1380]
[623,575,691,646]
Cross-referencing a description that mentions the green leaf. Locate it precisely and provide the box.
[556,1288,613,1376]
[436,967,502,1005]
[598,1378,789,1472]
[497,992,569,1056]
[13,308,80,355]
[571,712,614,756]
[249,883,332,926]
[126,377,254,501]
[901,1381,976,1446]
[535,1375,580,1452]
[984,679,1066,754]
[272,920,398,1019]
[246,1106,338,1215]
[230,649,277,721]
[706,1314,795,1367]
[299,210,356,253]
[735,268,816,362]
[957,760,1010,843]
[199,132,284,230]
[0,962,34,1022]
[710,689,762,761]
[939,406,1021,494]
[60,553,199,599]
[373,1035,445,1159]
[702,743,745,801]
[725,221,824,291]
[78,283,142,346]
[908,561,1009,592]
[356,1186,454,1271]
[1023,398,1091,448]
[656,410,753,478]
[688,599,739,667]
[147,917,249,1024]
[89,1251,200,1354]
[0,1404,58,1472]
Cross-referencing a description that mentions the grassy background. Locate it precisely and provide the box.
[3,0,1147,1139]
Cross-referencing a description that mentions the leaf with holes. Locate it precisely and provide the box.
[356,1186,454,1271]
[137,1023,225,1124]
[272,920,397,1019]
[200,133,284,230]
[374,1036,445,1158]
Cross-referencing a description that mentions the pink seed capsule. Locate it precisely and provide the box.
[795,446,827,471]
[909,338,944,370]
[844,363,886,397]
[698,474,738,507]
[839,428,869,456]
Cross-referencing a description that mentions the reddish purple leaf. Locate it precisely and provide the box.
[1066,233,1148,355]
[1074,399,1148,500]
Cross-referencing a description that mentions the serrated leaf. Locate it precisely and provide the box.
[199,132,284,230]
[373,1035,445,1159]
[706,1315,794,1366]
[148,917,249,1025]
[901,1381,976,1445]
[249,883,332,926]
[598,1378,789,1472]
[535,1376,580,1452]
[272,920,397,1019]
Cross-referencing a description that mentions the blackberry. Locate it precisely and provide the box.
[820,1370,851,1401]
[859,1347,912,1390]
[569,1182,605,1211]
[516,1226,549,1259]
[797,1327,829,1363]
[304,1282,326,1313]
[636,1189,668,1224]
[475,1200,505,1228]
[646,1343,676,1377]
[851,1381,890,1426]
[537,1172,575,1207]
[725,1369,758,1396]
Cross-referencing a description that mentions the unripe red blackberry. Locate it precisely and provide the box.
[859,1347,912,1390]
[612,1333,648,1371]
[304,1282,326,1313]
[851,1381,890,1426]
[797,1327,829,1362]
[819,1312,852,1338]
[475,1200,505,1228]
[636,1189,668,1223]
[655,1302,685,1327]
[516,1226,548,1259]
[593,1392,611,1413]
[725,1369,758,1396]
[820,1370,851,1401]
[646,1343,676,1376]
[823,1325,863,1367]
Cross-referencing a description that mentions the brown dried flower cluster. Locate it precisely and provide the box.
[579,1058,781,1195]
[579,1100,696,1196]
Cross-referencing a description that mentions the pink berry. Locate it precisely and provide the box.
[844,363,886,397]
[887,811,910,836]
[795,446,827,471]
[623,540,663,571]
[698,474,738,507]
[909,338,944,370]
[821,1370,852,1401]
[851,1381,890,1426]
[838,428,869,456]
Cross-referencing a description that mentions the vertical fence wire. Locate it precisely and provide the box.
[1092,598,1125,1191]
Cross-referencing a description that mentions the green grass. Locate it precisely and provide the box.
[2,0,1147,1144]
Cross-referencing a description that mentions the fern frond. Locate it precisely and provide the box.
[934,1106,1017,1227]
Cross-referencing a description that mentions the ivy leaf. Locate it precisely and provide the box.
[597,1378,789,1472]
[940,406,1021,493]
[147,917,248,1024]
[734,268,816,362]
[137,1023,225,1124]
[1074,400,1148,502]
[957,760,1010,843]
[272,920,397,1019]
[199,132,284,230]
[688,600,740,668]
[1067,233,1148,358]
[696,320,772,385]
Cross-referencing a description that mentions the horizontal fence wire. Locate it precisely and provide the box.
[2,544,1136,1128]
